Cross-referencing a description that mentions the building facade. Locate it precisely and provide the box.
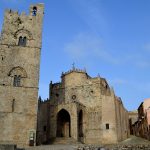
[37,68,129,145]
[0,4,44,147]
[128,110,138,135]
[131,98,150,140]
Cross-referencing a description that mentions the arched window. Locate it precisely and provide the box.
[18,36,23,46]
[13,75,21,87]
[18,36,27,47]
[8,66,27,87]
[22,37,27,46]
[32,6,37,16]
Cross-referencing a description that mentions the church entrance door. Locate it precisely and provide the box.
[56,109,71,137]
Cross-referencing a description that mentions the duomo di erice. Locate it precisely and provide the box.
[0,4,129,148]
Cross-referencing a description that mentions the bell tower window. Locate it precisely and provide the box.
[13,75,21,87]
[9,66,27,87]
[18,36,27,47]
[18,36,23,46]
[32,6,37,16]
[22,37,27,46]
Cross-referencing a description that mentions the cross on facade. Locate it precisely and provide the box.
[72,62,75,70]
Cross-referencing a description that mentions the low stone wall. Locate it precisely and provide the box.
[0,145,25,150]
[0,145,16,150]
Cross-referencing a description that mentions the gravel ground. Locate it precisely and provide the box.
[25,136,150,150]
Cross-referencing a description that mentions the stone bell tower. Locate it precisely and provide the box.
[0,4,44,147]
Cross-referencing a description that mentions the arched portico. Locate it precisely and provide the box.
[56,109,71,137]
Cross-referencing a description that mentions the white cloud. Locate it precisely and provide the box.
[143,43,150,52]
[68,0,109,36]
[64,33,117,64]
[1,0,25,5]
[2,0,17,3]
[109,78,128,86]
[135,61,150,68]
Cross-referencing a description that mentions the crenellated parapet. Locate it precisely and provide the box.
[1,3,44,48]
[61,67,89,77]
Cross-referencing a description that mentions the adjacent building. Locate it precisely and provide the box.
[131,98,150,140]
[128,110,138,135]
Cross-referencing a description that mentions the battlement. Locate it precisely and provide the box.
[4,3,44,18]
[52,82,62,89]
[5,9,19,15]
[1,3,44,48]
[61,67,88,77]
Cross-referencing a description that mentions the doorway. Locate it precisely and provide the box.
[56,109,71,137]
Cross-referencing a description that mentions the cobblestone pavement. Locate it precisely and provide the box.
[25,144,78,150]
[25,136,150,150]
[105,136,150,150]
[119,135,150,144]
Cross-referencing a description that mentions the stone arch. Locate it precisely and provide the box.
[8,66,27,78]
[78,109,83,139]
[56,109,71,137]
[14,29,33,40]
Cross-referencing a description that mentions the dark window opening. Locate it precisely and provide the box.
[22,37,27,46]
[12,99,15,112]
[18,36,27,47]
[43,126,47,132]
[106,123,109,130]
[13,75,21,87]
[72,95,76,100]
[2,57,3,61]
[56,93,59,97]
[106,84,108,89]
[32,6,37,16]
[18,36,23,46]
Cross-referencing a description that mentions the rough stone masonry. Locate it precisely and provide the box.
[0,3,44,148]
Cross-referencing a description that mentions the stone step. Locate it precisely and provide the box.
[53,137,80,145]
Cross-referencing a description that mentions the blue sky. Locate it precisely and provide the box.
[0,0,150,111]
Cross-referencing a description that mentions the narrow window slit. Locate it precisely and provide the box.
[12,99,15,112]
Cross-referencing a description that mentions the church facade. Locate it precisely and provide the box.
[37,68,129,145]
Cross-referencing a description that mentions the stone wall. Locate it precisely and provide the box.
[36,100,50,145]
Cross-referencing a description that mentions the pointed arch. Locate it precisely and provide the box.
[78,110,83,138]
[56,109,71,137]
